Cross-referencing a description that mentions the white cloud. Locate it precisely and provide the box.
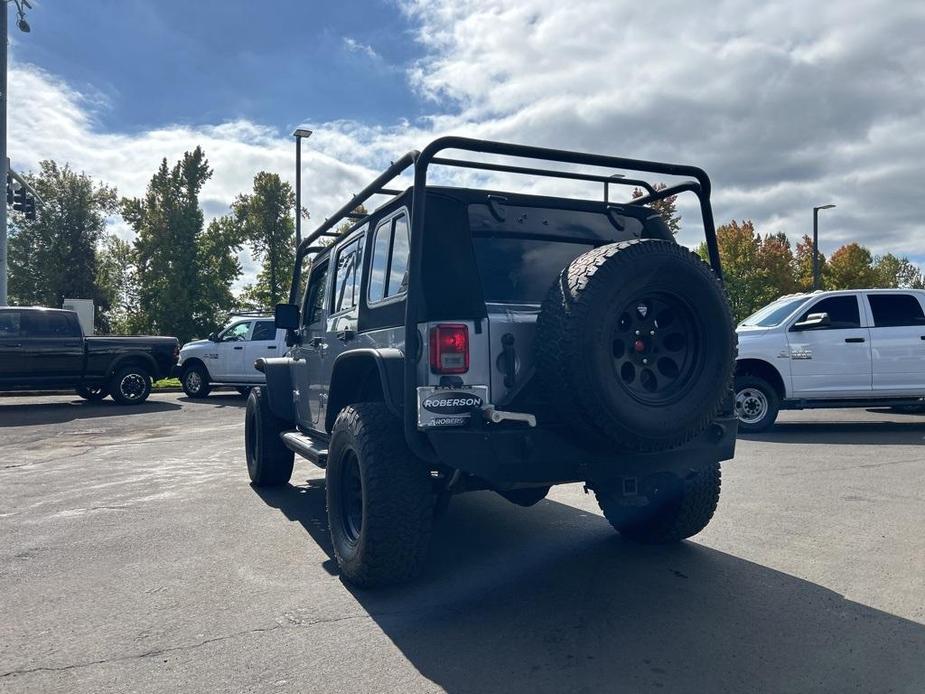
[342,36,381,61]
[8,0,925,295]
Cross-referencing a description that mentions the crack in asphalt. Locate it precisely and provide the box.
[0,612,371,680]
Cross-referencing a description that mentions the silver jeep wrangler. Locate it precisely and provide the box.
[245,137,737,587]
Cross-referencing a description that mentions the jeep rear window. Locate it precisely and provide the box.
[472,237,598,303]
[468,203,642,303]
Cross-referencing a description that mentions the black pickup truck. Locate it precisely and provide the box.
[0,307,179,404]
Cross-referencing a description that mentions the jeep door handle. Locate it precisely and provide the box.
[337,329,355,343]
[844,337,865,343]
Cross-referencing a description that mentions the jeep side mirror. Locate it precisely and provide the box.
[793,312,831,330]
[275,303,300,330]
[208,332,219,342]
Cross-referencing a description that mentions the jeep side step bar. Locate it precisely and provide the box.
[280,431,328,468]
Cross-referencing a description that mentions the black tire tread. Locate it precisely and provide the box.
[328,403,433,587]
[245,388,294,486]
[536,239,736,451]
[596,463,721,544]
[734,373,780,433]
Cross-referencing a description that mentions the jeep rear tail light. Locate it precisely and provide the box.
[430,324,469,374]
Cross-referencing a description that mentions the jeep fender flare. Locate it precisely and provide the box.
[325,348,404,432]
[255,356,296,424]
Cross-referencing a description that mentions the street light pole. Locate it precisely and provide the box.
[0,0,33,306]
[292,128,312,250]
[0,4,8,306]
[812,203,836,290]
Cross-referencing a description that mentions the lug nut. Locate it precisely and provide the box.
[642,358,648,365]
[635,330,640,336]
[650,330,655,336]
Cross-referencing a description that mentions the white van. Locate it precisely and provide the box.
[175,316,286,397]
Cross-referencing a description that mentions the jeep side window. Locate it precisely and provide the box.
[332,236,363,314]
[794,296,860,329]
[304,261,329,326]
[389,215,410,295]
[368,213,409,304]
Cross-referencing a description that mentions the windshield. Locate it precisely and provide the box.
[740,297,808,327]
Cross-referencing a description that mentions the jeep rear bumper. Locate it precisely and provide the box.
[424,415,737,487]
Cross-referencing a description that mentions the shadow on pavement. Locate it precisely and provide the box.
[0,398,181,427]
[257,482,925,693]
[741,419,925,445]
[176,392,248,409]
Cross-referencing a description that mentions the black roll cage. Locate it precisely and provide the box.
[288,136,722,462]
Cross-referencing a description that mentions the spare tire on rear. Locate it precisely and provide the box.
[535,239,735,452]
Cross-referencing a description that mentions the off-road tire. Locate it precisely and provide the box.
[244,387,294,486]
[734,374,780,433]
[326,403,434,588]
[76,385,108,401]
[536,239,736,451]
[596,463,721,544]
[109,364,152,405]
[182,363,212,398]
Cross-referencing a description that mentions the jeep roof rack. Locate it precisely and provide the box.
[293,136,720,283]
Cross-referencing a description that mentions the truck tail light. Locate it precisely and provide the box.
[430,324,469,374]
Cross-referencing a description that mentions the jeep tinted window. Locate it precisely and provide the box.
[868,293,925,327]
[369,215,410,305]
[388,216,410,297]
[332,236,363,314]
[304,261,329,326]
[796,296,860,329]
[473,237,596,303]
[0,311,20,337]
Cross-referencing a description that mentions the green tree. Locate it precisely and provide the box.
[873,253,925,288]
[197,215,244,320]
[122,147,237,342]
[697,220,763,322]
[632,183,681,234]
[7,161,118,326]
[233,172,296,308]
[825,243,877,289]
[96,234,139,334]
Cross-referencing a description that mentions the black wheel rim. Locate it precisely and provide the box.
[339,451,363,545]
[120,373,146,401]
[611,292,702,406]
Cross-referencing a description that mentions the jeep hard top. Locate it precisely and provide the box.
[244,137,738,586]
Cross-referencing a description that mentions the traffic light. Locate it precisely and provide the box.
[11,186,26,212]
[23,197,36,221]
[5,174,12,206]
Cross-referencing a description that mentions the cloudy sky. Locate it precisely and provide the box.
[8,0,925,283]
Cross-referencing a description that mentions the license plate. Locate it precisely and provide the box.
[416,386,489,428]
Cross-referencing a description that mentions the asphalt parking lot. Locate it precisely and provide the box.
[1,393,923,693]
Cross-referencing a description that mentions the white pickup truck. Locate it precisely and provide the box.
[175,316,286,398]
[735,289,925,431]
